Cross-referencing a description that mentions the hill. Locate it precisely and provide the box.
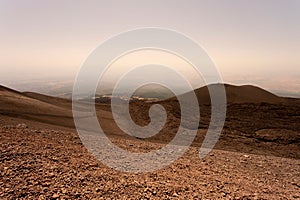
[0,85,74,128]
[171,83,296,104]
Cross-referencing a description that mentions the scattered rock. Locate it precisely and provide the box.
[16,123,28,129]
[61,188,67,194]
[52,193,59,199]
[0,125,299,199]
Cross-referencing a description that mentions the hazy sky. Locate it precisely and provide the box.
[0,0,299,95]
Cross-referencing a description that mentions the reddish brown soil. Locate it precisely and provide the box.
[1,126,299,199]
[0,85,300,199]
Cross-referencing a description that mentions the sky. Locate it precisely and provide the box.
[0,0,299,96]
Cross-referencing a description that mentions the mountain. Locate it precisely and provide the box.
[170,83,297,105]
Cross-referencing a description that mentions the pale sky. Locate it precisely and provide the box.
[0,0,299,96]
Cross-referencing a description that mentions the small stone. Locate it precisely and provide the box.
[291,182,300,188]
[42,182,51,187]
[16,123,28,129]
[52,193,59,199]
[74,193,81,198]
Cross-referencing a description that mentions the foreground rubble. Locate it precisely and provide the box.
[1,126,299,199]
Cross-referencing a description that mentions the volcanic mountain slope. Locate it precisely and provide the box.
[0,85,74,129]
[22,91,72,109]
[0,83,295,116]
[171,83,298,105]
[133,84,300,158]
[0,84,300,199]
[0,84,299,158]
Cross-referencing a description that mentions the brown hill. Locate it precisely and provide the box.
[22,91,72,109]
[0,85,74,128]
[0,83,298,127]
[173,83,293,105]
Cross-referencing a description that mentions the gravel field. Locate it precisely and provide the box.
[1,126,299,199]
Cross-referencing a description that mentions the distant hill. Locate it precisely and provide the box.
[171,83,298,105]
[132,84,175,99]
[93,83,292,103]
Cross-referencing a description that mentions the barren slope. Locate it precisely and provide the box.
[177,84,289,104]
[0,85,74,128]
[0,84,299,199]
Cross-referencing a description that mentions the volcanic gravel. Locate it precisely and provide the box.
[1,126,299,199]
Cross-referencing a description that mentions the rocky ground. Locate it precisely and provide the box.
[1,125,299,199]
[1,85,300,199]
